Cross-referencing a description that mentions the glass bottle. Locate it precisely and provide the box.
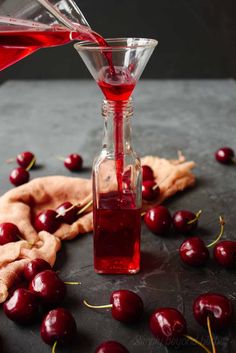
[93,99,142,274]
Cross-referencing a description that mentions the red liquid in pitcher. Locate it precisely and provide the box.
[0,22,112,71]
[94,191,141,274]
[0,27,75,71]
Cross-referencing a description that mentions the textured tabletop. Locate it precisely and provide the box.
[0,80,235,353]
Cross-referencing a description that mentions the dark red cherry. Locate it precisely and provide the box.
[56,202,78,224]
[95,341,129,353]
[110,290,143,323]
[3,288,39,324]
[150,308,187,345]
[34,210,60,233]
[193,293,233,331]
[173,210,198,234]
[179,237,209,266]
[41,308,77,345]
[144,206,172,235]
[0,222,21,245]
[8,278,28,298]
[142,165,154,181]
[23,258,51,282]
[142,181,160,201]
[215,147,235,164]
[16,151,35,169]
[29,270,66,306]
[9,167,29,186]
[214,240,236,268]
[64,154,83,171]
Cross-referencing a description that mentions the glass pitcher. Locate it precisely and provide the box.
[0,0,93,71]
[0,0,89,30]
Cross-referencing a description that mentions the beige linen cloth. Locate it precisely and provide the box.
[0,154,195,302]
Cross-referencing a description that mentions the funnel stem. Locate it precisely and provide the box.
[114,103,124,194]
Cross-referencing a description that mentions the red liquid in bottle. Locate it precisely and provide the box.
[94,191,141,274]
[95,70,140,274]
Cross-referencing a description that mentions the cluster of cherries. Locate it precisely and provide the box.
[2,222,232,352]
[34,195,92,234]
[0,222,80,351]
[142,164,236,269]
[178,215,234,267]
[8,151,83,187]
[34,201,82,234]
[2,147,234,353]
[143,203,236,269]
[1,255,234,353]
[3,258,79,352]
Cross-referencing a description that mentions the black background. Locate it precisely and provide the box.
[1,0,236,80]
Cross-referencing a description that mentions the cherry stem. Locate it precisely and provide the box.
[83,299,113,310]
[56,202,81,219]
[77,200,93,216]
[64,281,81,285]
[26,157,36,171]
[187,210,202,225]
[56,155,65,162]
[16,234,34,247]
[184,335,212,353]
[152,183,160,191]
[5,158,15,164]
[207,316,216,353]
[177,150,184,159]
[207,216,225,248]
[151,151,185,192]
[141,212,146,217]
[232,157,236,165]
[52,341,57,353]
[152,173,171,191]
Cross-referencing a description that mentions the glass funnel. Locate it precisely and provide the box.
[75,38,157,274]
[74,38,157,197]
[74,38,158,101]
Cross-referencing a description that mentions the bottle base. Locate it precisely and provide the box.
[94,268,140,275]
[94,257,140,275]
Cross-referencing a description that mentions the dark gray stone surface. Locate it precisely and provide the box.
[0,79,235,353]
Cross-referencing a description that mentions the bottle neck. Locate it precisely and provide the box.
[102,100,134,153]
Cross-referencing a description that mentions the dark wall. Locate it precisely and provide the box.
[1,0,236,80]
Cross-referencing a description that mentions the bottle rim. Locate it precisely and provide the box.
[102,99,133,117]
